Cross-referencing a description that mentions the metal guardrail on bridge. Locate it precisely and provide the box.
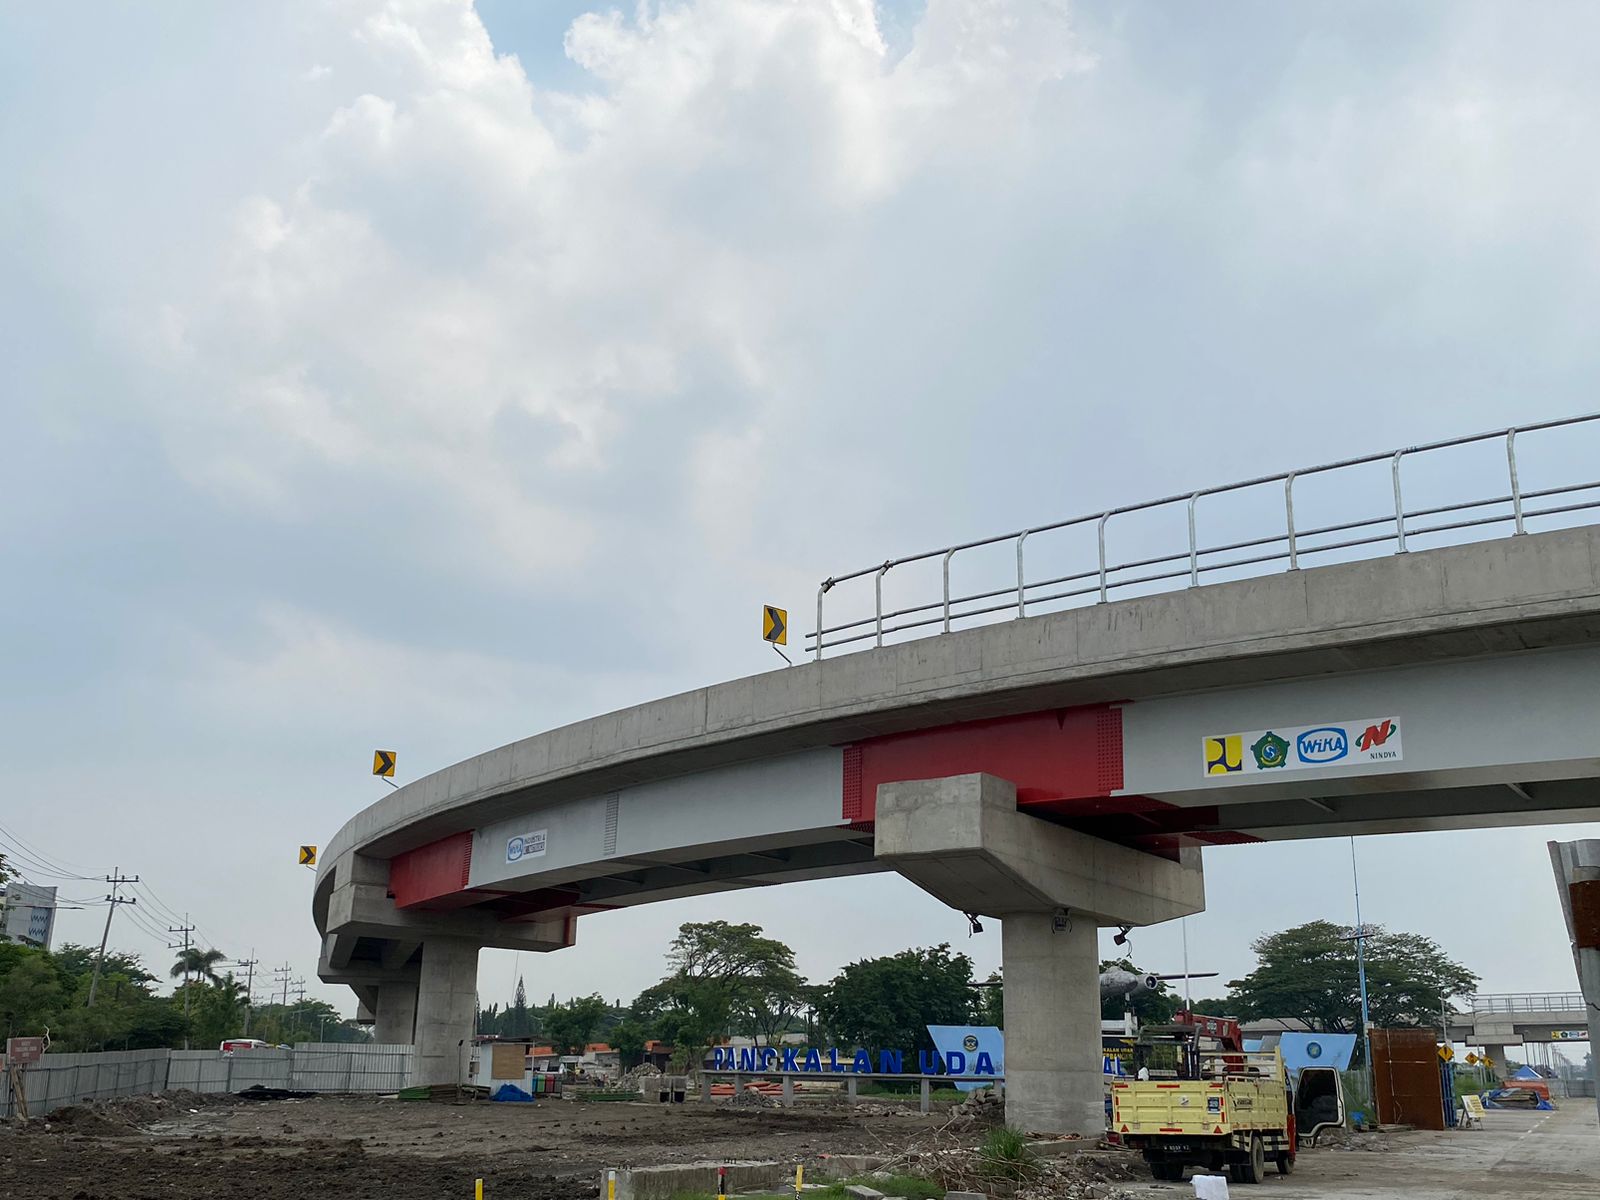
[808,412,1600,657]
[1469,992,1586,1015]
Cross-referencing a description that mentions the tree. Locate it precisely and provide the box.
[975,972,1004,1029]
[1226,921,1478,1032]
[1189,997,1235,1017]
[0,950,64,1038]
[542,994,609,1055]
[610,1018,647,1069]
[813,944,975,1055]
[633,921,805,1071]
[190,975,248,1049]
[171,948,227,985]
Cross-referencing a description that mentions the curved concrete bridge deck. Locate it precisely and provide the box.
[314,523,1600,1128]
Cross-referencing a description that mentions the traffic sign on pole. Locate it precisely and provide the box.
[762,605,788,646]
[372,750,396,777]
[298,846,317,867]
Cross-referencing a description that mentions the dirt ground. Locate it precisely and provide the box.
[0,1091,977,1200]
[1139,1103,1600,1198]
[5,1091,1595,1200]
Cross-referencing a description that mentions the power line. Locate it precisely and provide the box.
[0,834,103,882]
[0,820,105,878]
[87,870,140,1008]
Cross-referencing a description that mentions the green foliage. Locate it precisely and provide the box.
[170,947,227,983]
[1188,997,1235,1017]
[974,973,1003,1029]
[542,993,610,1054]
[977,1126,1038,1182]
[610,1018,647,1068]
[813,944,975,1055]
[1226,921,1478,1032]
[0,949,65,1037]
[633,921,805,1070]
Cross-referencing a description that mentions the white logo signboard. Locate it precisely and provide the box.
[1202,717,1402,777]
[506,829,548,864]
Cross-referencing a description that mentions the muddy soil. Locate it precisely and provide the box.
[0,1092,961,1200]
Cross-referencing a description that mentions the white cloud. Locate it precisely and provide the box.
[11,0,1600,1007]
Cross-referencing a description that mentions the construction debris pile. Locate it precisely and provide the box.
[949,1088,1003,1121]
[609,1063,663,1092]
[847,1112,1143,1200]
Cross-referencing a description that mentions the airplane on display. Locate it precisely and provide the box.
[970,969,1220,1004]
[1098,967,1219,1005]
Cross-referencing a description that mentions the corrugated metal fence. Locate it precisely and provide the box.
[1,1043,412,1118]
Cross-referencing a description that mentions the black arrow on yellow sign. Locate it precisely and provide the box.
[372,750,396,778]
[762,605,788,646]
[298,845,317,867]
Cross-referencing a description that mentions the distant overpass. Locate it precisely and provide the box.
[314,414,1600,1132]
[1448,994,1592,1062]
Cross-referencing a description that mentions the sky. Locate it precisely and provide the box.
[4,0,1600,1025]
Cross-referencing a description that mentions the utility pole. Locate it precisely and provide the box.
[234,952,259,1036]
[274,963,292,1009]
[168,917,196,1049]
[86,869,140,1008]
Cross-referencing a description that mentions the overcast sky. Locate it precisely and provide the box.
[5,1,1600,1028]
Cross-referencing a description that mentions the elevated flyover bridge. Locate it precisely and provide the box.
[1449,994,1592,1065]
[315,413,1600,1134]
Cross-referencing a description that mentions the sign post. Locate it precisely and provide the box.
[5,1038,44,1120]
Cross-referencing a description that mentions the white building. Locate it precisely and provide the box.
[0,883,58,950]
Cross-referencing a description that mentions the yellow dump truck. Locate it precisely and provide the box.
[1111,1014,1339,1184]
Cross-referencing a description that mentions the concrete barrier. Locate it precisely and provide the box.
[605,1161,789,1200]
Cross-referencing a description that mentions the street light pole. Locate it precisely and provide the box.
[1348,838,1375,1118]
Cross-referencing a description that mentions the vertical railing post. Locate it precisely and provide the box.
[1284,473,1299,570]
[874,563,890,647]
[1506,429,1525,535]
[1391,450,1408,552]
[1016,530,1032,618]
[942,549,957,633]
[814,585,827,661]
[1187,494,1201,586]
[1097,513,1111,602]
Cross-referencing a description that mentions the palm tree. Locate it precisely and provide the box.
[170,947,226,985]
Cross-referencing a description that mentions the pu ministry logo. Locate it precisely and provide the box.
[1250,731,1290,769]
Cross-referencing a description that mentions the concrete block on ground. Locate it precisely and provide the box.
[818,1155,884,1176]
[944,1192,986,1200]
[844,1187,885,1200]
[607,1162,788,1200]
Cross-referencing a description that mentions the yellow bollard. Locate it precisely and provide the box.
[608,1170,617,1200]
[794,1164,804,1200]
[475,1179,484,1200]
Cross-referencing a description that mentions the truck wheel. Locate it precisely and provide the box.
[1239,1135,1266,1184]
[1275,1151,1295,1175]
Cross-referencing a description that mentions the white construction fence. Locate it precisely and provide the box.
[0,1043,412,1118]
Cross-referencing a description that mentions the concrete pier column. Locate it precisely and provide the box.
[374,980,418,1046]
[1002,910,1103,1135]
[1549,838,1600,1125]
[874,772,1204,1138]
[1481,1044,1512,1079]
[413,936,479,1086]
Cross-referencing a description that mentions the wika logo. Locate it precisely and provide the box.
[1357,719,1397,752]
[1296,727,1348,764]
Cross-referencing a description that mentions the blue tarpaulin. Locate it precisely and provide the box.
[491,1083,535,1102]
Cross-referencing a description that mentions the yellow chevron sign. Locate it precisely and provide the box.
[762,605,788,646]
